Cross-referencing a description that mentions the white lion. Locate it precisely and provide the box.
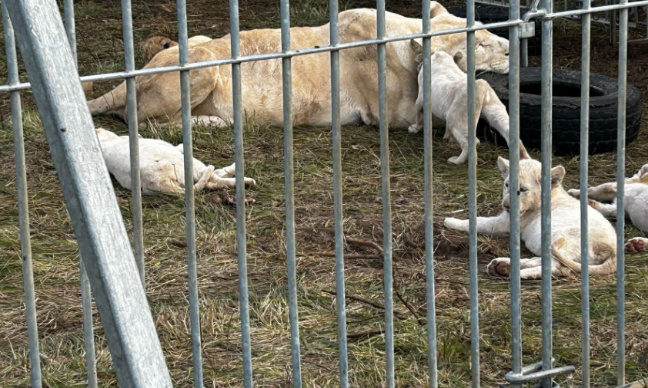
[444,157,617,279]
[88,2,510,129]
[408,40,528,164]
[96,127,255,195]
[568,163,648,252]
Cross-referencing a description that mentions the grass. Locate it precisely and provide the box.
[1,0,648,387]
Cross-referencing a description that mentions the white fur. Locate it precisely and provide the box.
[568,163,648,251]
[444,157,617,279]
[408,44,528,164]
[96,127,255,195]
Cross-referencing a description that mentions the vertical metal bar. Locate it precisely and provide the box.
[540,0,554,384]
[79,260,98,388]
[280,1,302,387]
[616,0,628,384]
[3,0,172,384]
[2,4,42,387]
[63,1,98,386]
[579,0,591,386]
[421,2,438,387]
[466,0,480,385]
[376,2,394,387]
[329,1,349,386]
[508,0,523,386]
[176,0,204,386]
[120,0,145,288]
[228,1,253,386]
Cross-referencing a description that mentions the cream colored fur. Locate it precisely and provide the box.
[96,127,255,195]
[140,35,212,62]
[88,2,510,129]
[408,41,528,164]
[568,163,648,252]
[444,157,617,279]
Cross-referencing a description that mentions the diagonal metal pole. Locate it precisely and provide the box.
[3,0,172,386]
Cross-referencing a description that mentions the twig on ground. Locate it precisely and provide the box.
[395,288,426,326]
[346,328,384,341]
[321,290,407,319]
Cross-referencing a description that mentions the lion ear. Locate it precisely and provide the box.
[639,164,648,179]
[410,39,423,55]
[430,1,449,18]
[453,51,464,64]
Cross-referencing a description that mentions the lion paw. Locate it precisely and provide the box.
[408,124,421,134]
[567,188,580,198]
[626,237,648,252]
[487,258,511,277]
[448,155,467,165]
[444,217,466,231]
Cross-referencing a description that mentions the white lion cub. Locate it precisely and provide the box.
[408,40,529,164]
[96,127,255,195]
[568,163,648,252]
[444,157,617,279]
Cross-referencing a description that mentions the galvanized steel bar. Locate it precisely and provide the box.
[63,1,99,386]
[176,0,204,386]
[79,260,98,388]
[507,0,523,387]
[280,1,303,386]
[229,1,254,386]
[3,0,172,385]
[616,0,629,384]
[421,2,438,387]
[2,1,648,91]
[376,2,394,387]
[120,0,145,288]
[2,4,42,387]
[466,0,480,386]
[329,1,349,386]
[579,0,592,385]
[540,0,554,384]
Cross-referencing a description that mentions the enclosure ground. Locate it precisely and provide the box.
[0,1,648,387]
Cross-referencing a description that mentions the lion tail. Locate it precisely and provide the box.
[88,81,127,115]
[551,236,617,276]
[194,165,215,193]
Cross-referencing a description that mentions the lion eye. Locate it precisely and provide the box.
[505,182,509,188]
[520,187,527,193]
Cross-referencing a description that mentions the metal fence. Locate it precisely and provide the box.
[2,0,647,386]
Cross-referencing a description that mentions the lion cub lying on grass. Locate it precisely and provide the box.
[408,40,529,164]
[444,157,617,279]
[568,163,648,252]
[96,127,255,195]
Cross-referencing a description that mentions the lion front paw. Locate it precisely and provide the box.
[487,258,511,277]
[408,124,421,134]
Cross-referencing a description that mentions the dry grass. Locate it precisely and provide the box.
[1,1,648,387]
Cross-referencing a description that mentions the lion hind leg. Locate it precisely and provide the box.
[588,198,617,219]
[194,165,215,193]
[626,237,648,252]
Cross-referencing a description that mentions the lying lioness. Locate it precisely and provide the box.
[96,127,255,195]
[408,40,528,164]
[444,157,617,279]
[568,163,648,252]
[88,2,510,129]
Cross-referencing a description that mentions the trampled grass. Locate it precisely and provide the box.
[1,1,648,387]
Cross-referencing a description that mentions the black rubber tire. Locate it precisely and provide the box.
[447,6,541,56]
[477,67,643,155]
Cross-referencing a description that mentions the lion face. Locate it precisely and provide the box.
[429,8,510,74]
[451,30,510,74]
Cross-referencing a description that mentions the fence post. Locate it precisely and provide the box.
[3,0,172,386]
